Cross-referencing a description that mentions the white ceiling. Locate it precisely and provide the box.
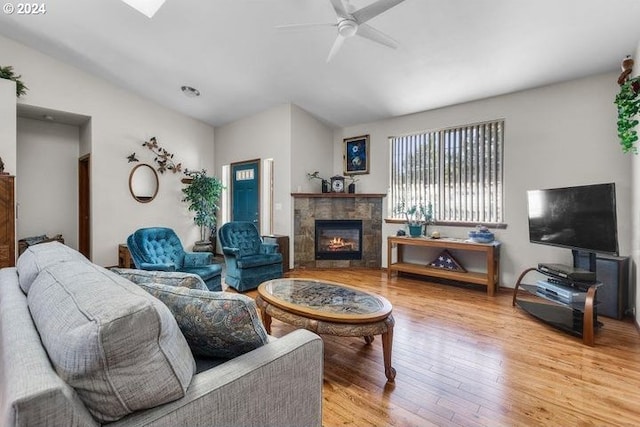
[2,0,640,128]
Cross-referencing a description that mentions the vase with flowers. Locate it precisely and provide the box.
[306,171,331,193]
[346,175,359,193]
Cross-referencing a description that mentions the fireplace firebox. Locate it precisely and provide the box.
[315,220,362,260]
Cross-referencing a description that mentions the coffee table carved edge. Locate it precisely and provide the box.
[255,278,396,382]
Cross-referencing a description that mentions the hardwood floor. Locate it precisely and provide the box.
[247,268,640,426]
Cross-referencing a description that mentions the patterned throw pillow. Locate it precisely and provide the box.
[110,268,208,290]
[136,282,269,358]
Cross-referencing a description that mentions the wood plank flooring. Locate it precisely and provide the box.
[246,268,640,427]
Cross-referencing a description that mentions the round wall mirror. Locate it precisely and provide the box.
[129,163,159,203]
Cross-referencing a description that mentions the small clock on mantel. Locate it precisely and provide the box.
[330,175,345,193]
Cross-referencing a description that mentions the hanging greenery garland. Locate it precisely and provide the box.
[614,77,640,154]
[614,56,640,154]
[0,65,28,97]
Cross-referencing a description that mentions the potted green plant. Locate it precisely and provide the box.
[0,65,28,97]
[396,202,433,237]
[182,169,224,252]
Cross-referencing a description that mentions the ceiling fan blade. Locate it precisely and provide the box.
[329,0,349,19]
[352,0,405,24]
[327,35,346,62]
[357,23,399,49]
[275,23,336,30]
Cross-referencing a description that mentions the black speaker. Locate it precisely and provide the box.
[573,252,630,319]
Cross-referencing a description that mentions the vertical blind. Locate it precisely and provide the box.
[389,119,504,224]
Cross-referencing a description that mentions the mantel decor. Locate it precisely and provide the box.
[614,55,640,154]
[306,171,330,193]
[346,175,359,193]
[0,65,28,97]
[343,135,370,175]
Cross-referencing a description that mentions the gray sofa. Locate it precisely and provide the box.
[0,242,323,426]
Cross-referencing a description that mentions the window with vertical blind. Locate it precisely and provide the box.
[389,119,504,225]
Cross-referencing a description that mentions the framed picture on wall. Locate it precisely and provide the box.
[343,135,370,175]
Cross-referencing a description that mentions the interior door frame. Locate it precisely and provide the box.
[78,154,90,258]
[230,159,261,230]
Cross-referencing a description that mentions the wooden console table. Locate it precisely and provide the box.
[387,236,501,296]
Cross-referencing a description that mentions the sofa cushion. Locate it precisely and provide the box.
[110,267,208,290]
[136,282,269,358]
[27,260,195,423]
[16,241,87,294]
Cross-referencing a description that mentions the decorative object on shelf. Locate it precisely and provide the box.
[343,135,370,175]
[430,230,441,239]
[0,156,7,175]
[618,55,634,85]
[396,229,406,236]
[330,175,345,193]
[306,171,331,193]
[126,152,139,162]
[142,137,183,173]
[0,65,28,97]
[346,175,359,193]
[428,249,466,272]
[182,169,224,251]
[396,201,433,237]
[407,224,422,238]
[614,55,640,153]
[468,225,494,243]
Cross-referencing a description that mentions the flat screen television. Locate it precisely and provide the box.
[527,183,619,256]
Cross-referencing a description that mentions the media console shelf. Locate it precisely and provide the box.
[387,236,501,296]
[512,267,600,346]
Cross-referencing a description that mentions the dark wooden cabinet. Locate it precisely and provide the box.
[118,244,134,268]
[0,176,15,268]
[263,235,290,272]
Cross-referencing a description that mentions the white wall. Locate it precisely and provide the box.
[214,103,291,236]
[291,104,334,194]
[0,78,16,174]
[1,34,215,266]
[631,41,640,327]
[336,72,632,289]
[17,118,79,247]
[215,103,334,234]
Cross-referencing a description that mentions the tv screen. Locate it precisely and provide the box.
[527,183,619,256]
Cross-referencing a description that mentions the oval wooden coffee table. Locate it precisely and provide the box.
[255,278,396,382]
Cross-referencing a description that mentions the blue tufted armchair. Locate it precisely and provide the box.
[127,227,223,291]
[218,221,283,292]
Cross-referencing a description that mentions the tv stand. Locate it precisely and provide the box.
[512,267,600,346]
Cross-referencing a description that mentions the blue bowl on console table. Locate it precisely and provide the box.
[468,227,495,243]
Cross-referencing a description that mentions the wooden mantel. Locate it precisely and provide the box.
[291,193,386,198]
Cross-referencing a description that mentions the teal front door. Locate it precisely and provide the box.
[231,160,260,229]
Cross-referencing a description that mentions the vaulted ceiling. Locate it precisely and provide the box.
[1,0,640,128]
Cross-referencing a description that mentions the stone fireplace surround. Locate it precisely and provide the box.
[293,193,385,269]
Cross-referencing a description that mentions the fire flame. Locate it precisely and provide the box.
[330,237,344,246]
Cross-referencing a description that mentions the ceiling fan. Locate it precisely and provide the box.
[277,0,406,62]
